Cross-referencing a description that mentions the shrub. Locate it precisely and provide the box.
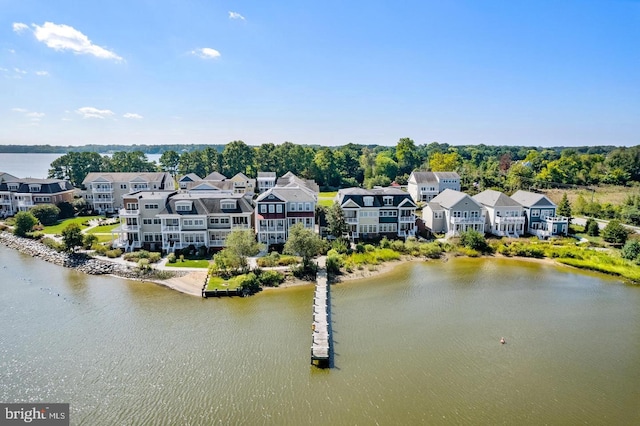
[92,243,108,255]
[390,240,405,253]
[419,242,443,259]
[82,234,98,249]
[355,243,365,254]
[167,253,177,263]
[602,220,629,245]
[56,201,76,219]
[30,204,61,226]
[331,238,350,254]
[364,244,375,252]
[585,218,600,236]
[621,239,640,262]
[459,229,489,252]
[26,231,44,240]
[258,270,284,287]
[326,249,344,275]
[42,237,64,252]
[137,258,151,271]
[379,237,391,249]
[13,211,37,237]
[238,272,260,293]
[106,248,123,258]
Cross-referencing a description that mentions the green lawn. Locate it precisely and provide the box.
[319,191,337,198]
[318,199,335,207]
[93,234,114,243]
[167,259,211,268]
[206,275,243,291]
[42,216,102,234]
[87,222,120,234]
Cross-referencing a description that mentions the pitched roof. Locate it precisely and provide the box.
[0,178,74,194]
[179,173,201,182]
[410,171,460,183]
[473,189,522,208]
[430,189,481,209]
[337,187,415,207]
[82,172,170,185]
[231,172,251,181]
[510,190,555,208]
[202,172,227,181]
[256,186,316,203]
[257,171,276,179]
[0,172,19,182]
[159,193,252,215]
[276,172,319,193]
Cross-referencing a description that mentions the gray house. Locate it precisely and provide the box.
[423,189,485,237]
[510,190,569,238]
[473,189,526,237]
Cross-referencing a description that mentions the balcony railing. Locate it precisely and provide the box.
[258,227,285,233]
[495,216,525,224]
[16,201,34,207]
[345,217,358,224]
[94,198,114,203]
[122,224,140,231]
[209,239,226,247]
[119,208,140,216]
[231,224,251,229]
[92,187,113,193]
[542,216,569,222]
[451,216,485,224]
[398,230,416,238]
[0,199,12,205]
[399,215,416,222]
[162,225,181,232]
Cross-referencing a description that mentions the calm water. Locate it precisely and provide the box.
[0,153,162,179]
[1,246,639,425]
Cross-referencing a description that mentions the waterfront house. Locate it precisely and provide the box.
[423,189,485,237]
[254,173,318,246]
[112,190,176,251]
[336,187,417,241]
[472,189,526,237]
[407,171,461,203]
[510,190,569,238]
[257,172,276,193]
[82,172,175,214]
[0,175,74,217]
[156,192,253,253]
[229,172,256,195]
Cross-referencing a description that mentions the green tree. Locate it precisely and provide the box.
[557,193,572,223]
[61,223,84,252]
[601,220,629,245]
[621,239,640,262]
[313,148,341,187]
[30,204,61,226]
[108,151,157,173]
[178,151,206,177]
[284,223,324,267]
[223,140,254,176]
[585,218,600,236]
[56,201,75,219]
[210,249,244,277]
[13,211,38,237]
[48,151,104,187]
[254,143,278,173]
[459,229,489,252]
[396,137,419,175]
[326,202,348,238]
[159,150,180,176]
[200,147,222,177]
[82,233,98,249]
[224,229,262,269]
[373,152,398,181]
[428,151,462,172]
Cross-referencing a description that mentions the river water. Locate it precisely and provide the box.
[1,245,639,425]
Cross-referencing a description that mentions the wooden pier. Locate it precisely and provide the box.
[311,263,331,368]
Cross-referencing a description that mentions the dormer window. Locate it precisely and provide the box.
[8,184,19,191]
[221,199,236,210]
[363,196,374,207]
[29,184,41,192]
[175,201,193,212]
[383,196,393,206]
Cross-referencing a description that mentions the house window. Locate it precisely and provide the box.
[144,204,159,210]
[221,201,236,210]
[120,184,127,189]
[276,204,283,213]
[298,203,303,211]
[364,196,374,207]
[305,217,313,226]
[29,185,41,192]
[290,203,296,211]
[434,211,443,219]
[8,184,19,191]
[383,196,393,206]
[470,211,479,218]
[531,209,540,217]
[260,205,267,213]
[268,204,275,213]
[452,211,462,218]
[305,202,311,211]
[143,218,152,225]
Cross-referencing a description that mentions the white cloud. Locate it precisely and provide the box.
[191,47,221,59]
[11,108,45,122]
[35,70,49,76]
[75,106,114,119]
[123,112,143,119]
[8,49,16,54]
[11,108,28,113]
[26,112,45,119]
[229,11,245,20]
[31,22,122,61]
[14,67,27,74]
[62,118,73,122]
[12,22,28,33]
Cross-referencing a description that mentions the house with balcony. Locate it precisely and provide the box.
[276,171,320,194]
[255,186,316,247]
[82,172,175,214]
[257,172,276,193]
[407,171,461,203]
[156,192,253,253]
[472,189,526,237]
[0,175,74,217]
[111,190,176,252]
[423,189,485,237]
[336,187,417,241]
[510,190,569,238]
[230,172,256,195]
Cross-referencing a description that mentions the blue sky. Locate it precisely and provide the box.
[1,0,638,147]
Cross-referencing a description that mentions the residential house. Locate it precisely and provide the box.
[472,189,526,237]
[82,172,175,213]
[276,171,320,194]
[178,173,201,190]
[157,192,253,253]
[202,172,227,182]
[257,172,276,193]
[336,187,417,241]
[0,175,74,217]
[407,171,461,203]
[255,186,317,247]
[423,189,485,237]
[112,191,176,251]
[229,172,256,195]
[510,190,569,238]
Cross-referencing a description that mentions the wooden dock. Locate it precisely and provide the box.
[311,264,331,367]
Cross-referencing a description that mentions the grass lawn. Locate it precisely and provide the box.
[42,216,102,234]
[92,234,113,243]
[206,275,243,291]
[319,191,337,198]
[87,222,120,233]
[167,258,211,268]
[318,199,334,207]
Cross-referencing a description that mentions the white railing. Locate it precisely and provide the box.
[495,216,525,224]
[16,201,34,207]
[162,225,180,232]
[345,217,358,224]
[543,216,569,222]
[231,224,251,229]
[258,227,285,232]
[209,239,226,246]
[92,187,113,193]
[122,224,140,231]
[0,199,13,205]
[451,216,485,224]
[119,208,139,216]
[399,215,415,223]
[94,198,114,203]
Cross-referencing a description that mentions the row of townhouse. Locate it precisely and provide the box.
[337,187,417,240]
[0,172,75,218]
[178,171,257,195]
[111,171,319,252]
[423,189,569,238]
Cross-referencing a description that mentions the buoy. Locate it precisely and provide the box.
[500,337,506,344]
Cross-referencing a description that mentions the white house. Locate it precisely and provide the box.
[472,189,526,237]
[407,171,461,203]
